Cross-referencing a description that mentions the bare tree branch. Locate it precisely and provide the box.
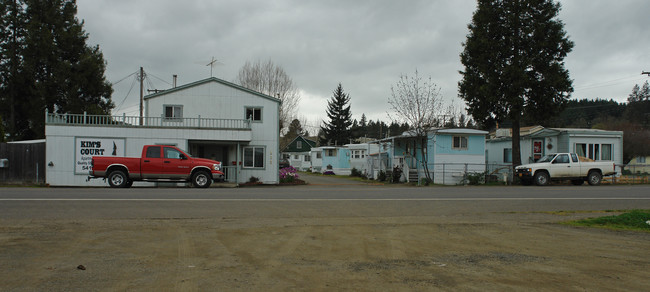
[236,59,301,132]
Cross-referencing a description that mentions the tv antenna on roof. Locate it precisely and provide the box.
[206,56,223,77]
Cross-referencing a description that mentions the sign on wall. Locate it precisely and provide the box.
[75,138,125,174]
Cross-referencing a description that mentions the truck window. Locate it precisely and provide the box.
[571,153,578,162]
[164,147,183,159]
[554,154,569,164]
[146,146,161,158]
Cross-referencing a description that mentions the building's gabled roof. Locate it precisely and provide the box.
[143,77,281,104]
[282,136,317,153]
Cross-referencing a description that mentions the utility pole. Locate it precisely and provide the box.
[139,67,145,125]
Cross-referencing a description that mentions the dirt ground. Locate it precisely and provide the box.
[1,211,649,291]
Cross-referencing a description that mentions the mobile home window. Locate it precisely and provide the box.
[452,136,468,150]
[243,146,265,168]
[316,152,322,159]
[164,105,183,120]
[575,143,613,161]
[325,149,337,157]
[503,148,512,163]
[245,107,262,121]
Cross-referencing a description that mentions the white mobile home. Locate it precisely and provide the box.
[486,126,623,172]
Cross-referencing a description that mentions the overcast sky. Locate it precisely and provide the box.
[76,0,650,133]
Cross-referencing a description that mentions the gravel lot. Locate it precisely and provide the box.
[1,211,649,291]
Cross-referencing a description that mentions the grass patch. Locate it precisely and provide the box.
[562,210,650,232]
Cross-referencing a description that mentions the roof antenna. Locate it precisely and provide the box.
[206,57,223,77]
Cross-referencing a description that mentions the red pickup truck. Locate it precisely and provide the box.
[89,145,224,188]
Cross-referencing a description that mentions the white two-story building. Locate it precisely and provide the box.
[45,77,281,186]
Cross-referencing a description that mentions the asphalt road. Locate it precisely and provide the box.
[1,182,649,220]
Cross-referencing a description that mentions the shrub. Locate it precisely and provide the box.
[420,177,432,186]
[279,166,299,183]
[464,172,486,185]
[392,166,403,183]
[377,170,387,182]
[248,176,260,183]
[350,167,363,177]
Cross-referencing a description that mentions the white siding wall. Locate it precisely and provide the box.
[145,80,280,184]
[46,79,280,186]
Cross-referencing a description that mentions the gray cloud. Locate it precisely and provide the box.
[77,0,650,131]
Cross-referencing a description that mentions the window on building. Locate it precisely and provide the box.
[316,152,322,159]
[304,155,311,162]
[164,105,182,120]
[297,141,302,149]
[351,150,366,159]
[325,149,337,157]
[452,136,468,150]
[294,155,299,160]
[575,143,613,161]
[503,148,512,163]
[243,146,265,168]
[245,107,262,121]
[601,144,612,160]
[638,156,647,163]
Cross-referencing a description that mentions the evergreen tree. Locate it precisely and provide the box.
[0,0,113,140]
[320,83,352,145]
[459,0,573,167]
[628,84,641,102]
[0,0,27,140]
[281,118,306,150]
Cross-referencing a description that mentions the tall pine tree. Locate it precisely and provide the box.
[0,0,113,140]
[459,0,573,167]
[320,83,352,146]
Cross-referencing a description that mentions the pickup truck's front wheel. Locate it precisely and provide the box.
[534,171,550,186]
[587,171,602,186]
[108,170,128,188]
[191,170,212,188]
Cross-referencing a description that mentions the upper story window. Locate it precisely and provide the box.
[452,136,468,150]
[164,105,183,120]
[297,141,302,149]
[245,107,262,122]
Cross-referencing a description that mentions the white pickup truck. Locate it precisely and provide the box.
[515,153,616,186]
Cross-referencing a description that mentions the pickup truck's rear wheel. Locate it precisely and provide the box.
[534,171,550,186]
[587,171,602,186]
[191,170,212,188]
[108,170,128,188]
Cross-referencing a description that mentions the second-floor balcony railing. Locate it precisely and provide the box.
[45,110,251,130]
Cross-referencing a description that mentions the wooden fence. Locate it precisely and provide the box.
[0,142,46,184]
